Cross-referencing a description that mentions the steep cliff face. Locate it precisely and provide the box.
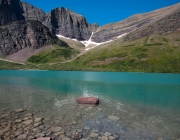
[21,2,46,22]
[0,0,24,26]
[91,3,180,42]
[88,23,99,32]
[0,21,59,55]
[21,3,98,41]
[43,13,52,32]
[47,7,98,41]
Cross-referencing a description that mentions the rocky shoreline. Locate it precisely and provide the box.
[0,108,121,140]
[0,106,170,140]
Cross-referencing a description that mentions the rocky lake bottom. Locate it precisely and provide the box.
[0,95,180,140]
[0,71,180,140]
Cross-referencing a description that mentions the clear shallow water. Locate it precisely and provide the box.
[0,70,180,139]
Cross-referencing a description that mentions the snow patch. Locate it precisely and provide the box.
[56,34,78,42]
[56,33,127,51]
[118,33,127,38]
[80,32,113,50]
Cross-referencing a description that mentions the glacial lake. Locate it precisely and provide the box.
[0,70,180,140]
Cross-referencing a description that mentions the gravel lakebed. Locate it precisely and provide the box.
[0,104,169,140]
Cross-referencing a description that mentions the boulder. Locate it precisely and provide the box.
[36,138,52,140]
[16,134,27,140]
[15,108,24,113]
[76,97,99,105]
[89,133,99,138]
[108,116,119,121]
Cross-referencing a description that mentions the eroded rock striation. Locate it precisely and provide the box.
[91,3,180,42]
[0,21,59,55]
[124,9,180,41]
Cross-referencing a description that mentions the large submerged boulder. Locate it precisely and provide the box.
[77,97,99,105]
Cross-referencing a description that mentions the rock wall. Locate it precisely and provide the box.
[0,0,24,26]
[48,7,98,41]
[0,21,58,55]
[22,2,46,23]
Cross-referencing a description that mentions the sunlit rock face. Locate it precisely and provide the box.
[0,21,58,55]
[21,2,46,23]
[21,2,99,41]
[49,7,98,41]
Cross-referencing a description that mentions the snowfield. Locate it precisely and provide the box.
[56,33,127,51]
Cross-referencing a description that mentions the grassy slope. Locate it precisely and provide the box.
[0,32,180,73]
[65,32,180,73]
[58,37,85,51]
[0,60,24,70]
[26,45,79,64]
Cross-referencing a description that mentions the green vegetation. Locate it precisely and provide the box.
[0,32,180,73]
[136,53,148,59]
[114,52,128,57]
[66,32,180,73]
[133,47,148,53]
[144,36,149,46]
[27,46,79,64]
[122,44,135,47]
[0,60,24,70]
[162,38,168,42]
[146,43,163,46]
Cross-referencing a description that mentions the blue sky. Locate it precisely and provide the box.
[23,0,180,26]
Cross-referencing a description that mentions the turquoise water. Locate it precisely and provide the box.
[0,70,180,139]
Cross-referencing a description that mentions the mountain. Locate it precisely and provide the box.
[21,2,46,23]
[91,3,180,43]
[45,7,98,40]
[27,3,180,73]
[0,0,180,73]
[0,0,24,26]
[125,8,180,41]
[0,20,63,55]
[21,2,99,41]
[0,0,69,56]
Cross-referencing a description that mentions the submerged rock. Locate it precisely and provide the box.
[89,133,99,138]
[16,134,27,140]
[24,113,33,117]
[51,126,62,133]
[108,116,120,121]
[100,136,109,140]
[34,117,43,123]
[36,138,52,140]
[15,109,24,113]
[35,133,45,138]
[22,119,33,126]
[104,132,112,136]
[15,119,22,123]
[77,97,99,105]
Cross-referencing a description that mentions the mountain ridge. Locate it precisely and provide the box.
[0,0,180,74]
[91,2,180,42]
